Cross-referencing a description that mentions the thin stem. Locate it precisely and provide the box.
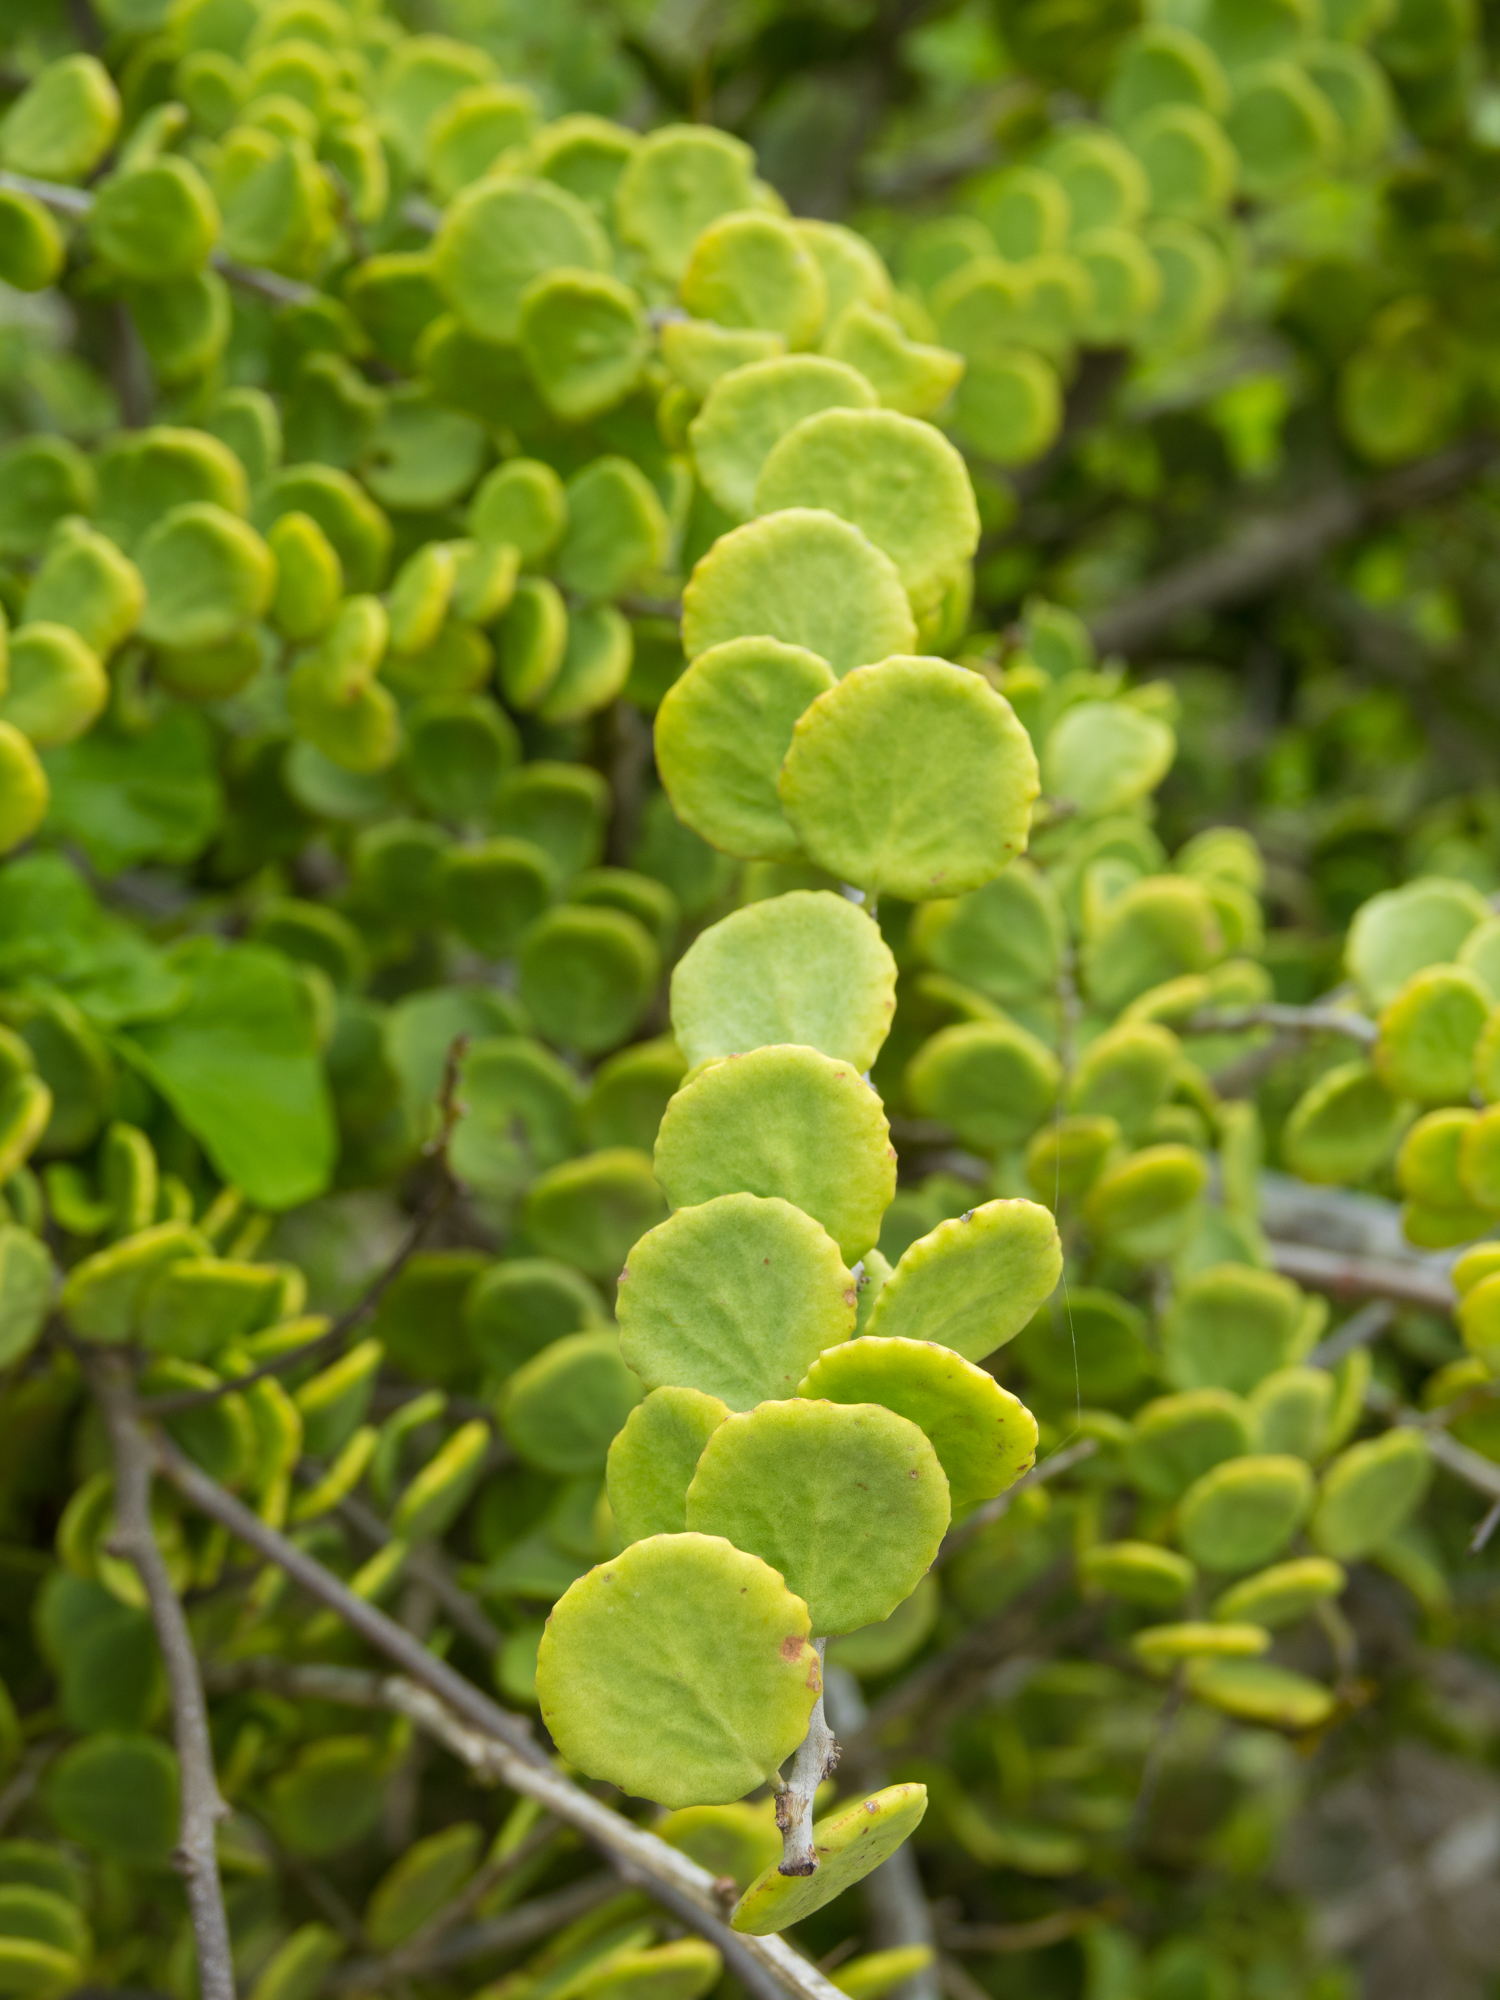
[1266,1240,1455,1314]
[937,1437,1098,1567]
[1187,1003,1376,1047]
[1128,1666,1187,1846]
[1088,436,1496,657]
[0,168,316,305]
[326,1875,616,1990]
[158,1464,842,2000]
[331,1485,503,1654]
[1309,1298,1397,1367]
[89,1357,235,2000]
[777,1643,837,1876]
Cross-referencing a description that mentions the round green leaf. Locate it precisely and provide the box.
[654,1044,895,1264]
[1226,61,1338,199]
[1213,1556,1345,1628]
[1127,1389,1257,1501]
[864,1199,1061,1365]
[683,511,913,678]
[536,1531,819,1806]
[911,864,1064,1005]
[555,457,669,602]
[670,892,896,1072]
[438,837,555,958]
[1310,1428,1431,1560]
[25,521,144,659]
[1132,1621,1269,1667]
[906,1020,1061,1152]
[689,357,877,522]
[432,176,609,342]
[1014,1287,1154,1403]
[44,1733,178,1864]
[497,577,568,712]
[91,157,219,279]
[686,1399,949,1633]
[618,1192,857,1411]
[448,1035,581,1198]
[1281,1060,1405,1185]
[606,1386,730,1543]
[1,55,120,183]
[1161,1263,1305,1395]
[499,1329,643,1474]
[0,626,106,748]
[519,269,649,422]
[614,124,758,281]
[267,1738,387,1859]
[1375,965,1490,1104]
[406,695,519,819]
[0,189,65,292]
[1185,1660,1333,1731]
[1345,876,1488,1009]
[469,457,567,565]
[654,637,836,862]
[0,1227,52,1368]
[538,603,633,725]
[680,212,827,346]
[137,502,275,650]
[754,408,978,611]
[1044,701,1176,817]
[731,1785,928,1935]
[1249,1366,1335,1460]
[518,906,660,1055]
[465,1258,606,1378]
[800,1336,1036,1516]
[1078,1541,1196,1609]
[522,1148,669,1281]
[781,657,1037,900]
[1178,1454,1315,1571]
[1084,1143,1209,1262]
[1105,26,1231,127]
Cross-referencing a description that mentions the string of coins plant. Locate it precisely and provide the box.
[0,5,1498,1999]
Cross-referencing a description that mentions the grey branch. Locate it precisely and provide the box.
[1266,1240,1456,1314]
[0,168,315,306]
[1089,437,1497,657]
[1188,1003,1377,1047]
[90,1358,235,2000]
[824,1668,940,2000]
[156,1451,844,2000]
[776,1642,836,1877]
[937,1437,1099,1567]
[327,1874,615,1989]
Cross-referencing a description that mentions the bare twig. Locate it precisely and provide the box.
[154,1471,838,2000]
[1127,1667,1188,1845]
[0,169,316,306]
[937,1438,1098,1566]
[1470,1495,1500,1555]
[0,1741,60,1836]
[1309,1299,1396,1368]
[940,1905,1120,1953]
[777,1643,837,1876]
[331,1484,503,1654]
[1188,1004,1376,1047]
[1267,1241,1456,1314]
[1089,436,1497,656]
[362,1813,562,1982]
[142,1037,469,1417]
[90,1358,234,2000]
[326,1873,615,1989]
[824,1669,940,2000]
